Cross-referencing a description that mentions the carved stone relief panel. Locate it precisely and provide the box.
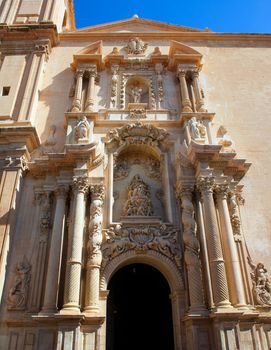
[113,152,164,221]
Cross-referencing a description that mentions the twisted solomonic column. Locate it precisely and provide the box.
[84,184,105,315]
[196,177,232,309]
[214,185,247,309]
[61,176,88,314]
[178,185,207,314]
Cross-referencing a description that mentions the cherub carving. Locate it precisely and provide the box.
[248,259,271,306]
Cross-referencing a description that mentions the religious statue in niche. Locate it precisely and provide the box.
[123,175,153,216]
[74,116,90,144]
[130,85,143,103]
[217,125,235,152]
[249,260,271,306]
[125,37,148,55]
[7,257,31,310]
[188,117,207,141]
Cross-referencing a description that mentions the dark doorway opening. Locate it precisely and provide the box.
[106,263,174,350]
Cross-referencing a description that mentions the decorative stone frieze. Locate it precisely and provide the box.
[7,256,31,311]
[102,224,182,269]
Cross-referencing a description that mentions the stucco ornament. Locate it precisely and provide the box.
[125,37,148,55]
[74,116,90,143]
[123,175,153,216]
[102,224,181,268]
[249,260,271,306]
[188,117,207,141]
[7,257,31,310]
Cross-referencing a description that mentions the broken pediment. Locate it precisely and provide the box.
[169,41,202,68]
[71,40,103,70]
[74,16,207,34]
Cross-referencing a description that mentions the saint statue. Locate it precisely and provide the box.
[130,85,142,103]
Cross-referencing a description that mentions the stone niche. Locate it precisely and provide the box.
[113,150,164,222]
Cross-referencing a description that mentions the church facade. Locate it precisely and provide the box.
[0,1,271,349]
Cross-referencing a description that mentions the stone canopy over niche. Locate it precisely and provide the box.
[113,150,164,222]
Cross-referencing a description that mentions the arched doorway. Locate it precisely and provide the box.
[106,263,174,350]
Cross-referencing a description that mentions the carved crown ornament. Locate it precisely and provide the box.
[105,122,170,151]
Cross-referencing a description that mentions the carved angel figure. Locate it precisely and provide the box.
[188,117,206,140]
[249,260,271,306]
[7,258,31,310]
[123,175,153,216]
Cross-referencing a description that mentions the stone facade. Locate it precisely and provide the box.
[0,2,271,349]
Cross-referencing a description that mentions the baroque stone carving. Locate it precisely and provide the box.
[114,159,130,180]
[74,116,90,144]
[7,257,31,310]
[248,260,271,306]
[177,185,205,309]
[228,192,242,241]
[130,85,143,103]
[187,117,207,142]
[125,37,148,55]
[106,122,169,148]
[217,125,235,152]
[87,185,105,265]
[110,64,119,108]
[123,175,153,216]
[102,224,181,268]
[155,63,164,108]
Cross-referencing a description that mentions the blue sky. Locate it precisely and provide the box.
[73,0,271,33]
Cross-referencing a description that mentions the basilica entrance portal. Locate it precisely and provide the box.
[106,263,174,350]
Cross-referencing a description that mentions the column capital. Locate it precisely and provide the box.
[86,64,97,77]
[72,176,89,194]
[55,185,69,198]
[191,68,200,78]
[176,182,194,199]
[76,69,84,78]
[196,176,215,194]
[90,184,105,202]
[214,184,230,200]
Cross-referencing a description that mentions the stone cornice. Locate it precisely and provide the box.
[59,31,271,44]
[0,23,59,47]
[0,123,40,158]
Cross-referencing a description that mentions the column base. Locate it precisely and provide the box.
[215,300,233,309]
[187,305,209,317]
[60,303,81,315]
[84,305,100,316]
